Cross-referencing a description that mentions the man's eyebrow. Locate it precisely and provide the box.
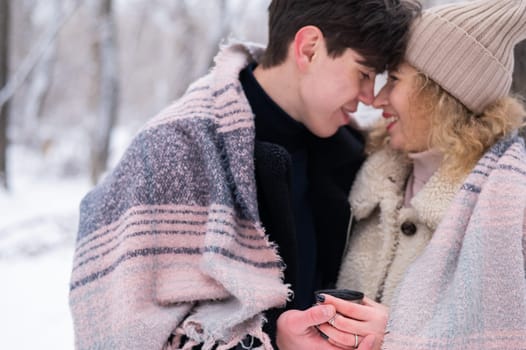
[357,61,376,72]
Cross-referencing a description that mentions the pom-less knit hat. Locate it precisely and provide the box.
[406,0,526,114]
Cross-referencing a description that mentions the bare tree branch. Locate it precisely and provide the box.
[0,0,82,111]
[0,0,10,188]
[90,0,119,184]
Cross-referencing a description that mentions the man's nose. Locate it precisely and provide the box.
[359,80,375,105]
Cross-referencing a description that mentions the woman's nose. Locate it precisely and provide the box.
[372,86,388,109]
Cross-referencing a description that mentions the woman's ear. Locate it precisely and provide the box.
[292,25,324,71]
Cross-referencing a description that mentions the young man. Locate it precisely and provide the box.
[69,1,420,349]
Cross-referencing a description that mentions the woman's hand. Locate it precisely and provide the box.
[316,294,389,350]
[275,304,377,350]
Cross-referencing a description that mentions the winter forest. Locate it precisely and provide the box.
[0,0,525,349]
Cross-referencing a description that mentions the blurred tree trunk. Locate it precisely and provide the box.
[205,0,251,69]
[206,0,230,68]
[22,0,60,147]
[171,0,199,98]
[0,0,10,189]
[90,0,119,184]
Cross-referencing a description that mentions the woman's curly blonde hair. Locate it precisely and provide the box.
[367,72,526,180]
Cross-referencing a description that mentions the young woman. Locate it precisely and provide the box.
[277,0,526,349]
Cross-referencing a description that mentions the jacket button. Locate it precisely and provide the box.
[401,221,417,236]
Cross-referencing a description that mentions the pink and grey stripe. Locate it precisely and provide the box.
[69,43,290,350]
[384,136,526,349]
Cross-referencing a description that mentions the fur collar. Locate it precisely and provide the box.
[350,147,462,230]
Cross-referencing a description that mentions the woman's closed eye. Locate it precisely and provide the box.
[387,74,399,83]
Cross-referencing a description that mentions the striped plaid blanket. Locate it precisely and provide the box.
[385,136,526,349]
[69,43,290,350]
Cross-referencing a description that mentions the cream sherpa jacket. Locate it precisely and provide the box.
[337,147,461,306]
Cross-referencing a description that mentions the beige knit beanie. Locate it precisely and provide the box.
[406,0,526,114]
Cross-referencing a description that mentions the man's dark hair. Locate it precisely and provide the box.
[260,0,422,72]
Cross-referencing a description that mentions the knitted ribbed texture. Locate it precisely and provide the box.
[406,0,526,114]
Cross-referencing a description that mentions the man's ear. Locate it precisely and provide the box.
[293,25,324,71]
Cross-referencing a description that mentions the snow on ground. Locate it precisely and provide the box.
[0,144,91,350]
[1,247,76,349]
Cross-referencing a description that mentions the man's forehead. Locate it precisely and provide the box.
[346,49,377,72]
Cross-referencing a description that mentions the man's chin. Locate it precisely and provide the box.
[314,128,338,138]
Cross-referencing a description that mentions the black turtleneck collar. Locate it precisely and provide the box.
[239,63,310,153]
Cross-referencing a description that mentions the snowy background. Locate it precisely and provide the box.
[0,144,86,349]
[1,1,270,347]
[0,0,510,349]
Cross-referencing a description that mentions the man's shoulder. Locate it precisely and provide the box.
[142,75,250,131]
[140,41,263,132]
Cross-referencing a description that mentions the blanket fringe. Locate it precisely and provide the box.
[165,315,273,350]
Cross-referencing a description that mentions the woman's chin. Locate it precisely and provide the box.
[388,139,405,152]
